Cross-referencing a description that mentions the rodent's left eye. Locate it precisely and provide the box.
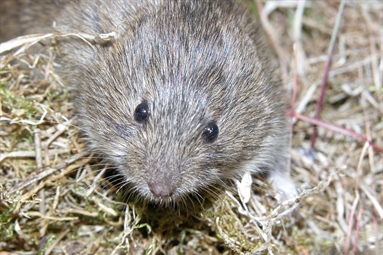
[202,121,219,143]
[134,101,150,123]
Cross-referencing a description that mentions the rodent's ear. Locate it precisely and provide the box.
[134,101,150,123]
[202,121,219,143]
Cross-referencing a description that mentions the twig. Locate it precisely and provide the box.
[310,0,346,150]
[352,207,363,255]
[288,110,383,153]
[254,0,288,81]
[360,184,383,221]
[5,152,87,195]
[344,192,359,255]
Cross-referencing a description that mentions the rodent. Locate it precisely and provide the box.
[0,0,297,205]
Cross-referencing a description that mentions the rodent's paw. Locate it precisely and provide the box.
[268,171,298,203]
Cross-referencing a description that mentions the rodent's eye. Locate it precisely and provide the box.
[134,102,150,123]
[202,121,219,143]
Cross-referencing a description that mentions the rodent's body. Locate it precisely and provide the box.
[1,0,297,204]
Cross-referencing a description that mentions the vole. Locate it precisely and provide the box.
[0,0,297,205]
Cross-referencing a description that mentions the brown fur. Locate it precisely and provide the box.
[0,0,296,205]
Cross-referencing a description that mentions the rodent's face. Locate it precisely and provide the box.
[69,2,287,205]
[77,54,280,205]
[80,66,244,205]
[112,88,225,204]
[76,48,267,204]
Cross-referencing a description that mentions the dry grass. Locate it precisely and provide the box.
[0,1,382,254]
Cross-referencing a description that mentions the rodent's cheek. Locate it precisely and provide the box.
[88,132,131,164]
[113,123,138,141]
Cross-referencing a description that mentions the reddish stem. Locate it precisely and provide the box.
[310,57,332,149]
[310,0,346,150]
[287,110,383,153]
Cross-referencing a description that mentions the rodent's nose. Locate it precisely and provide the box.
[148,180,175,198]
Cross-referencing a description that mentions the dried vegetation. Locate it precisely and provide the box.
[0,0,382,254]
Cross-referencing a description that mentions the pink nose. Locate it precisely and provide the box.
[148,180,175,198]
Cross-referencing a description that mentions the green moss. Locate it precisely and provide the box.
[0,83,41,120]
[38,235,57,255]
[0,202,18,241]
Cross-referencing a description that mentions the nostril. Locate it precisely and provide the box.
[148,180,175,198]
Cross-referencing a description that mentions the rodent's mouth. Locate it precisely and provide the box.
[145,191,206,209]
[104,164,227,207]
[141,180,228,208]
[145,185,190,206]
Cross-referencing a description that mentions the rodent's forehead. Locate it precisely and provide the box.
[145,85,211,127]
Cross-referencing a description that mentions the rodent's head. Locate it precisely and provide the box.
[68,1,287,205]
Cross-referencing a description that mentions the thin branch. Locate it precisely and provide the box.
[310,0,347,150]
[288,110,383,153]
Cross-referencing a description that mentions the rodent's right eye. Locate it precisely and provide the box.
[202,121,219,143]
[134,102,150,123]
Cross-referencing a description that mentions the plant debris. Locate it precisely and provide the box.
[0,1,382,254]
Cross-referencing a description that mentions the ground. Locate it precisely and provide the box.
[0,0,382,254]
